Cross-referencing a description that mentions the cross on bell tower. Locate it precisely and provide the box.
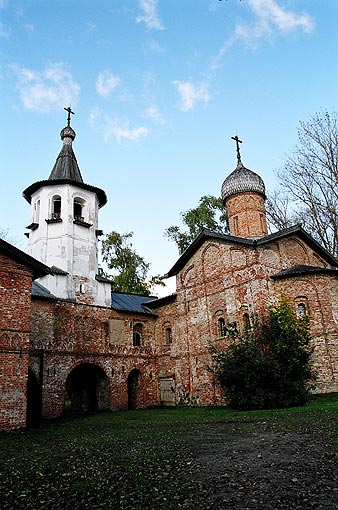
[64,106,75,127]
[231,135,242,165]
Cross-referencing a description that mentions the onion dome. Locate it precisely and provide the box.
[221,161,266,202]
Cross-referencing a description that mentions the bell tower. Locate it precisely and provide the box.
[221,136,268,239]
[23,108,111,306]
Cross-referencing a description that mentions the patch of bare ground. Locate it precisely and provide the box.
[182,426,338,509]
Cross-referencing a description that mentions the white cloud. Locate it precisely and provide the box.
[0,22,10,38]
[143,105,166,125]
[24,23,34,32]
[173,80,210,112]
[89,108,149,143]
[248,0,314,34]
[212,0,315,68]
[136,0,164,31]
[10,62,80,112]
[96,71,121,98]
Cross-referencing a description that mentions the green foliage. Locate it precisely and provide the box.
[164,195,228,254]
[101,231,164,295]
[212,297,315,410]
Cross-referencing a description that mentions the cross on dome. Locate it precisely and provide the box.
[231,135,242,165]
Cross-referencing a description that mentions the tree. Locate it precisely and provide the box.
[101,231,164,296]
[267,109,338,257]
[164,195,228,254]
[212,297,314,410]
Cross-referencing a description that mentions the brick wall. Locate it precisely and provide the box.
[225,192,268,238]
[0,253,33,429]
[30,299,160,418]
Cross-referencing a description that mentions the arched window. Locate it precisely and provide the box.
[166,327,173,345]
[34,199,40,223]
[73,197,85,221]
[295,297,308,318]
[218,317,227,337]
[297,302,306,318]
[51,195,61,219]
[133,323,143,347]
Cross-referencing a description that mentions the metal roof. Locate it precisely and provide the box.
[32,281,56,299]
[22,123,107,208]
[164,225,338,278]
[48,133,84,183]
[271,265,338,279]
[112,292,158,315]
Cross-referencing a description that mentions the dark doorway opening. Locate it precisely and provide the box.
[128,369,141,410]
[65,363,109,415]
[26,368,42,424]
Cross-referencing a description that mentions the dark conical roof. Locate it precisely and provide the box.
[48,125,83,182]
[221,161,266,202]
[23,120,107,208]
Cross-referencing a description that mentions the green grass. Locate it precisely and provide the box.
[1,394,338,510]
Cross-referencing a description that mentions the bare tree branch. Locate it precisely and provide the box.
[267,109,338,257]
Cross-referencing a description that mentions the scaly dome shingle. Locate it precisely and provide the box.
[221,161,266,202]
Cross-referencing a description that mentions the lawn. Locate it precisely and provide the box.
[1,395,338,510]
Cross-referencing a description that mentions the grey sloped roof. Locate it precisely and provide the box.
[145,293,177,308]
[22,124,107,208]
[164,225,338,278]
[112,292,158,315]
[50,265,68,275]
[48,131,83,182]
[221,161,266,202]
[271,265,338,279]
[32,280,56,299]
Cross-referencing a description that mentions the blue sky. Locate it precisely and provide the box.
[1,0,338,294]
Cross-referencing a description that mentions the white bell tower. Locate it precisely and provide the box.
[23,108,111,307]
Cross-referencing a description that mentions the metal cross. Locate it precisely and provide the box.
[64,106,75,126]
[231,135,242,164]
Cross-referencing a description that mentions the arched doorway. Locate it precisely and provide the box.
[65,363,109,415]
[26,368,42,424]
[128,369,141,410]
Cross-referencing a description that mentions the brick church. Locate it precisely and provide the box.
[2,113,338,430]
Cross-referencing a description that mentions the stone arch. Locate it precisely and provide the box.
[202,243,221,279]
[26,368,42,424]
[283,238,309,266]
[128,368,141,410]
[181,265,195,287]
[65,363,109,415]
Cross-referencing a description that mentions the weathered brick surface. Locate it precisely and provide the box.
[226,192,268,238]
[0,253,32,429]
[153,235,338,405]
[30,299,159,417]
[3,225,338,428]
[3,169,338,429]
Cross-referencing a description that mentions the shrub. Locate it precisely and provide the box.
[212,297,315,410]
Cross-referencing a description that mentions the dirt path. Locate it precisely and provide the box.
[182,426,338,509]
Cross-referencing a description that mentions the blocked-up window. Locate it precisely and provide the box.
[133,323,143,347]
[243,313,251,331]
[166,327,173,344]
